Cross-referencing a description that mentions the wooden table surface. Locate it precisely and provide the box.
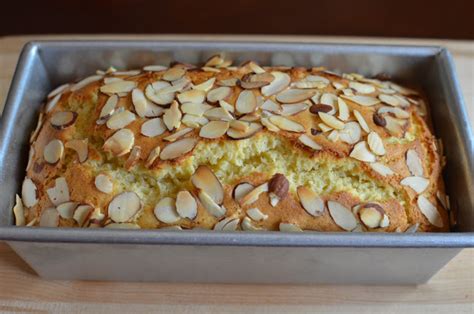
[0,35,473,314]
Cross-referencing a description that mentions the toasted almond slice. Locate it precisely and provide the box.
[239,79,270,89]
[417,195,443,228]
[70,75,103,92]
[220,218,240,231]
[204,54,224,67]
[261,117,280,132]
[298,134,321,150]
[163,127,193,142]
[247,207,268,221]
[276,89,315,103]
[110,69,140,76]
[337,97,350,121]
[379,94,399,107]
[182,114,209,128]
[406,149,424,176]
[241,216,262,231]
[30,113,44,143]
[73,204,93,227]
[401,176,429,194]
[239,183,269,206]
[217,78,238,87]
[378,106,410,119]
[269,116,305,133]
[327,130,339,142]
[162,67,186,81]
[218,100,234,113]
[103,77,123,85]
[56,201,78,219]
[350,141,376,162]
[46,177,70,206]
[384,116,406,136]
[318,112,344,130]
[342,88,354,96]
[297,186,325,217]
[227,122,262,139]
[48,83,70,99]
[175,191,198,220]
[292,81,326,89]
[369,162,394,177]
[94,174,114,194]
[65,139,88,163]
[349,81,375,94]
[204,107,234,121]
[207,87,232,103]
[141,117,167,137]
[99,94,118,122]
[281,103,309,116]
[162,101,182,131]
[106,110,136,130]
[100,80,137,95]
[153,197,180,223]
[202,66,221,73]
[359,205,383,228]
[143,65,167,72]
[132,88,163,118]
[160,137,197,160]
[328,201,357,231]
[339,121,361,145]
[43,139,64,164]
[332,82,345,90]
[247,61,266,74]
[353,110,370,133]
[50,111,78,130]
[103,129,135,156]
[239,113,260,122]
[232,182,254,202]
[39,208,59,227]
[191,165,224,204]
[108,191,141,223]
[214,216,237,231]
[145,81,175,105]
[279,223,303,232]
[177,89,205,104]
[437,191,449,210]
[193,78,216,92]
[318,123,333,132]
[341,95,380,107]
[145,146,161,168]
[181,102,212,116]
[367,131,385,156]
[198,189,226,218]
[394,95,410,107]
[261,72,291,96]
[125,146,142,169]
[229,120,250,132]
[199,121,229,139]
[306,75,330,84]
[261,99,282,113]
[22,178,38,208]
[235,90,257,114]
[13,194,25,226]
[319,93,337,115]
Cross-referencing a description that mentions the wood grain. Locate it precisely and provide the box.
[0,35,473,313]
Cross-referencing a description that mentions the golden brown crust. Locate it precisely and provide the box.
[15,59,450,232]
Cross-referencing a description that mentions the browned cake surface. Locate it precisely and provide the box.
[13,55,451,232]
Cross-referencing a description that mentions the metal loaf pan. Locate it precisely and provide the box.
[0,41,473,284]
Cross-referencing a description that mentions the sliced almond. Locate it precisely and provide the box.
[332,82,345,90]
[100,80,137,95]
[104,77,123,85]
[13,195,25,226]
[182,114,209,128]
[276,89,315,103]
[219,100,235,113]
[46,177,70,206]
[318,112,344,130]
[26,147,35,171]
[305,75,330,85]
[99,94,118,122]
[401,176,429,194]
[131,88,164,118]
[318,123,333,132]
[50,111,78,130]
[339,122,361,144]
[163,101,182,131]
[298,134,321,150]
[417,195,443,228]
[197,189,226,218]
[353,110,370,133]
[235,90,257,114]
[319,93,337,115]
[199,121,229,139]
[241,216,262,231]
[103,129,135,156]
[394,95,410,107]
[145,81,175,105]
[175,191,198,220]
[125,146,142,169]
[110,70,140,76]
[379,94,399,107]
[95,174,113,194]
[292,81,326,89]
[369,162,394,177]
[207,87,232,103]
[191,165,224,204]
[239,183,269,206]
[48,83,70,99]
[204,54,224,67]
[154,197,180,223]
[269,116,305,133]
[406,149,424,176]
[145,146,161,168]
[163,127,193,142]
[337,97,350,121]
[350,141,376,162]
[214,216,238,231]
[384,116,407,136]
[22,178,38,208]
[247,61,266,74]
[232,182,254,202]
[39,208,59,227]
[247,208,268,221]
[108,191,141,223]
[341,95,380,107]
[227,122,262,139]
[279,223,303,232]
[281,103,308,116]
[367,132,385,156]
[261,99,282,113]
[297,186,325,217]
[65,139,88,163]
[328,201,357,231]
[106,110,136,130]
[378,106,410,119]
[204,107,234,121]
[327,130,339,142]
[43,139,64,164]
[162,67,186,81]
[349,81,375,94]
[261,72,291,96]
[217,78,238,87]
[70,75,103,92]
[229,120,250,132]
[73,205,93,227]
[261,117,280,132]
[139,118,165,138]
[177,89,205,104]
[193,77,216,92]
[143,65,167,72]
[160,137,197,160]
[181,102,213,116]
[56,201,78,219]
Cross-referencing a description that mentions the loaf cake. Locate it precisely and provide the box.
[13,54,451,232]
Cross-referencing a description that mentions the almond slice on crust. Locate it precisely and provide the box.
[177,89,206,104]
[162,67,186,81]
[141,118,167,137]
[367,131,385,156]
[353,109,371,133]
[22,178,38,208]
[98,94,118,122]
[401,176,429,194]
[163,101,182,131]
[328,200,357,231]
[406,149,424,176]
[106,110,136,130]
[318,112,344,130]
[95,174,114,194]
[50,111,78,130]
[191,165,224,205]
[65,139,88,163]
[279,223,303,232]
[46,177,70,206]
[349,81,375,94]
[247,207,268,221]
[13,194,25,226]
[145,146,161,168]
[227,122,262,139]
[176,191,198,220]
[43,139,64,164]
[298,134,322,150]
[100,80,137,95]
[232,182,255,202]
[207,86,232,103]
[108,191,141,223]
[239,183,269,206]
[417,195,443,228]
[56,201,78,219]
[236,90,257,114]
[276,89,315,103]
[269,116,305,133]
[103,129,135,156]
[193,77,216,92]
[199,121,229,139]
[160,137,197,160]
[197,189,226,218]
[163,127,193,142]
[350,141,376,163]
[297,186,325,217]
[341,95,380,107]
[339,122,362,145]
[39,207,60,227]
[154,197,181,223]
[261,71,291,96]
